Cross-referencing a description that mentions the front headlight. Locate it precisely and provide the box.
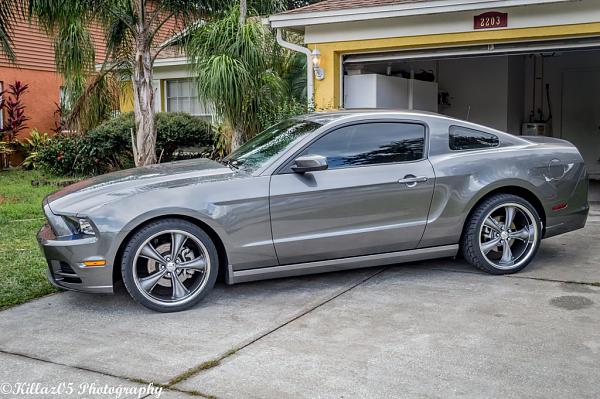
[65,217,96,236]
[43,203,96,238]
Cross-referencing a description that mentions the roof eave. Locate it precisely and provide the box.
[269,0,574,28]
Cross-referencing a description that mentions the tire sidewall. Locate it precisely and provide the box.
[465,194,542,274]
[121,219,218,312]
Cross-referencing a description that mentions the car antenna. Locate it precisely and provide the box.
[466,105,471,121]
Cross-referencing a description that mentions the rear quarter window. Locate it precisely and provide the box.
[449,125,499,150]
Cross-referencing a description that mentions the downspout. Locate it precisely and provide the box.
[276,28,314,109]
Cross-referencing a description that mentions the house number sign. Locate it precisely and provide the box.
[474,12,508,29]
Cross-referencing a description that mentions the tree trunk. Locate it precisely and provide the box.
[239,0,247,26]
[231,128,243,152]
[132,32,156,166]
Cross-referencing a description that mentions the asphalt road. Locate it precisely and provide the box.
[1,213,599,399]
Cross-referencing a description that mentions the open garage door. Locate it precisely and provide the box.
[343,37,600,64]
[341,37,600,178]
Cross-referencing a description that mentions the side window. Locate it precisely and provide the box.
[449,125,499,150]
[302,122,425,169]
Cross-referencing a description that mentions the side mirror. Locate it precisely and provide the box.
[292,155,328,174]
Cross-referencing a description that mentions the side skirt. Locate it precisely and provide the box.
[226,244,459,284]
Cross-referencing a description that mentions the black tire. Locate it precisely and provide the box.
[461,193,542,275]
[121,218,218,312]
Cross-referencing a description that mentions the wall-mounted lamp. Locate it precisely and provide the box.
[311,48,325,81]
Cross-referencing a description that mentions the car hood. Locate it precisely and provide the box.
[46,158,239,215]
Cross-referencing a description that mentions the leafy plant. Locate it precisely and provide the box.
[18,130,51,170]
[0,80,30,142]
[0,141,13,155]
[0,140,14,169]
[187,5,287,152]
[257,97,308,132]
[31,0,229,167]
[38,112,215,176]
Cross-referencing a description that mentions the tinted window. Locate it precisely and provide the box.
[226,119,321,172]
[301,122,425,169]
[449,126,499,150]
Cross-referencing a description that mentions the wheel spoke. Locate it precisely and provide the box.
[171,233,187,261]
[500,240,514,264]
[134,230,211,304]
[509,227,531,242]
[504,206,516,228]
[484,217,502,233]
[139,269,167,293]
[177,257,206,272]
[481,237,502,255]
[140,243,168,264]
[171,273,189,299]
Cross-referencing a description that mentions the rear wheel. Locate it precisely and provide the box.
[461,194,542,274]
[121,219,218,312]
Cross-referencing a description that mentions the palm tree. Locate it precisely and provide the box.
[30,0,221,166]
[187,4,291,151]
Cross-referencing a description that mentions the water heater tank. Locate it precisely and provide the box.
[521,122,550,136]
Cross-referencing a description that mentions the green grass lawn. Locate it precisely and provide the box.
[0,169,77,309]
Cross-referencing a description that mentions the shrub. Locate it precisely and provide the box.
[18,129,51,170]
[155,112,214,162]
[0,81,30,142]
[257,98,308,132]
[37,112,215,176]
[37,134,86,175]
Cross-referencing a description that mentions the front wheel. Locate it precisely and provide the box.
[121,219,218,312]
[461,194,542,274]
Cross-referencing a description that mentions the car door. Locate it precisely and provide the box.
[269,121,435,265]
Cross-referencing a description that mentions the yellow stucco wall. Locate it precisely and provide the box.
[120,80,167,113]
[308,22,600,109]
[119,81,134,112]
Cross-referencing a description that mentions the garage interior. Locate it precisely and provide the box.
[342,38,600,182]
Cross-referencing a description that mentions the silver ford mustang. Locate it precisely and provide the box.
[38,110,589,312]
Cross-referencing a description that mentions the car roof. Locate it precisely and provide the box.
[299,109,459,124]
[299,109,526,137]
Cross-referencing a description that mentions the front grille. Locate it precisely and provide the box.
[59,262,76,274]
[54,261,82,284]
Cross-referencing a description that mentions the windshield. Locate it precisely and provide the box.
[224,118,322,172]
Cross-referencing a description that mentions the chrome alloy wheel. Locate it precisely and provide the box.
[132,230,211,306]
[478,203,539,270]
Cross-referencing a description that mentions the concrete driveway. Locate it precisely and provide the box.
[1,212,599,398]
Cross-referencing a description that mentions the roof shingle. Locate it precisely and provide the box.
[281,0,430,15]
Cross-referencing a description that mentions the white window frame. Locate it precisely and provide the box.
[164,78,212,118]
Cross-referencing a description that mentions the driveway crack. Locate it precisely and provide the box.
[425,266,600,286]
[0,350,214,398]
[167,267,388,387]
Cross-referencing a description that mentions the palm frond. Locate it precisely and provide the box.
[187,4,291,144]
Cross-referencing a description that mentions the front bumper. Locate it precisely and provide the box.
[37,223,115,294]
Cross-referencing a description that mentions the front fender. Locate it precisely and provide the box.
[91,176,277,275]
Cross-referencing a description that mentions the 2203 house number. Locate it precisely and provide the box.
[474,12,508,30]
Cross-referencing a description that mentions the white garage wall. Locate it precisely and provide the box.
[523,50,600,138]
[437,56,510,131]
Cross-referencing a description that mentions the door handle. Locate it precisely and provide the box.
[398,175,428,187]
